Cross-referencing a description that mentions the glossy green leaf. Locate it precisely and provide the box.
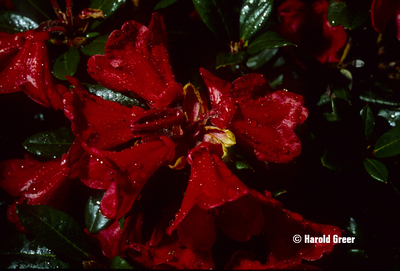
[85,32,101,39]
[90,0,126,29]
[373,126,400,158]
[333,86,351,103]
[0,10,38,33]
[327,0,368,29]
[11,0,56,23]
[360,104,375,140]
[53,46,81,80]
[107,256,134,269]
[317,94,331,106]
[155,0,178,9]
[85,191,113,234]
[363,158,388,183]
[81,34,109,56]
[85,84,148,108]
[0,231,70,269]
[378,109,400,127]
[215,51,247,69]
[246,48,278,69]
[239,0,273,43]
[17,205,92,261]
[247,31,295,55]
[192,0,233,40]
[22,127,75,158]
[359,92,400,106]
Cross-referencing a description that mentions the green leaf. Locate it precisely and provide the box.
[317,94,331,106]
[0,10,38,33]
[359,91,400,106]
[85,84,148,108]
[327,0,368,29]
[90,0,126,30]
[373,126,400,158]
[340,69,353,91]
[246,48,278,69]
[0,231,70,269]
[333,86,351,103]
[81,34,109,56]
[85,191,113,234]
[363,158,388,183]
[118,215,125,230]
[107,256,134,269]
[247,31,295,55]
[360,104,375,140]
[239,0,274,43]
[11,0,56,23]
[192,0,234,40]
[53,46,81,80]
[155,0,178,9]
[22,127,75,158]
[85,32,101,39]
[17,205,92,261]
[215,51,247,69]
[378,109,400,127]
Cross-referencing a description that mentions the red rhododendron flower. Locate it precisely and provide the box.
[225,192,342,269]
[0,155,71,232]
[126,209,215,269]
[87,13,183,108]
[0,30,67,109]
[200,68,308,163]
[63,76,136,149]
[80,136,176,220]
[371,0,400,40]
[276,0,347,63]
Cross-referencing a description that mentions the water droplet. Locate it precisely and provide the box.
[247,119,257,127]
[299,115,306,121]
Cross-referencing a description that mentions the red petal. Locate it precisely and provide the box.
[231,73,270,102]
[82,136,175,219]
[230,90,308,163]
[87,13,183,108]
[0,30,66,109]
[276,0,347,63]
[217,196,264,242]
[199,68,236,128]
[0,156,71,231]
[0,32,24,70]
[371,0,399,34]
[262,193,342,265]
[176,204,217,251]
[63,77,136,149]
[130,107,184,135]
[167,142,257,246]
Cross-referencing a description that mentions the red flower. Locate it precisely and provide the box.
[371,0,400,40]
[276,0,347,63]
[0,155,71,232]
[63,76,136,149]
[87,13,183,108]
[225,192,342,269]
[0,30,67,109]
[165,143,274,251]
[200,68,308,163]
[80,136,176,220]
[126,208,215,269]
